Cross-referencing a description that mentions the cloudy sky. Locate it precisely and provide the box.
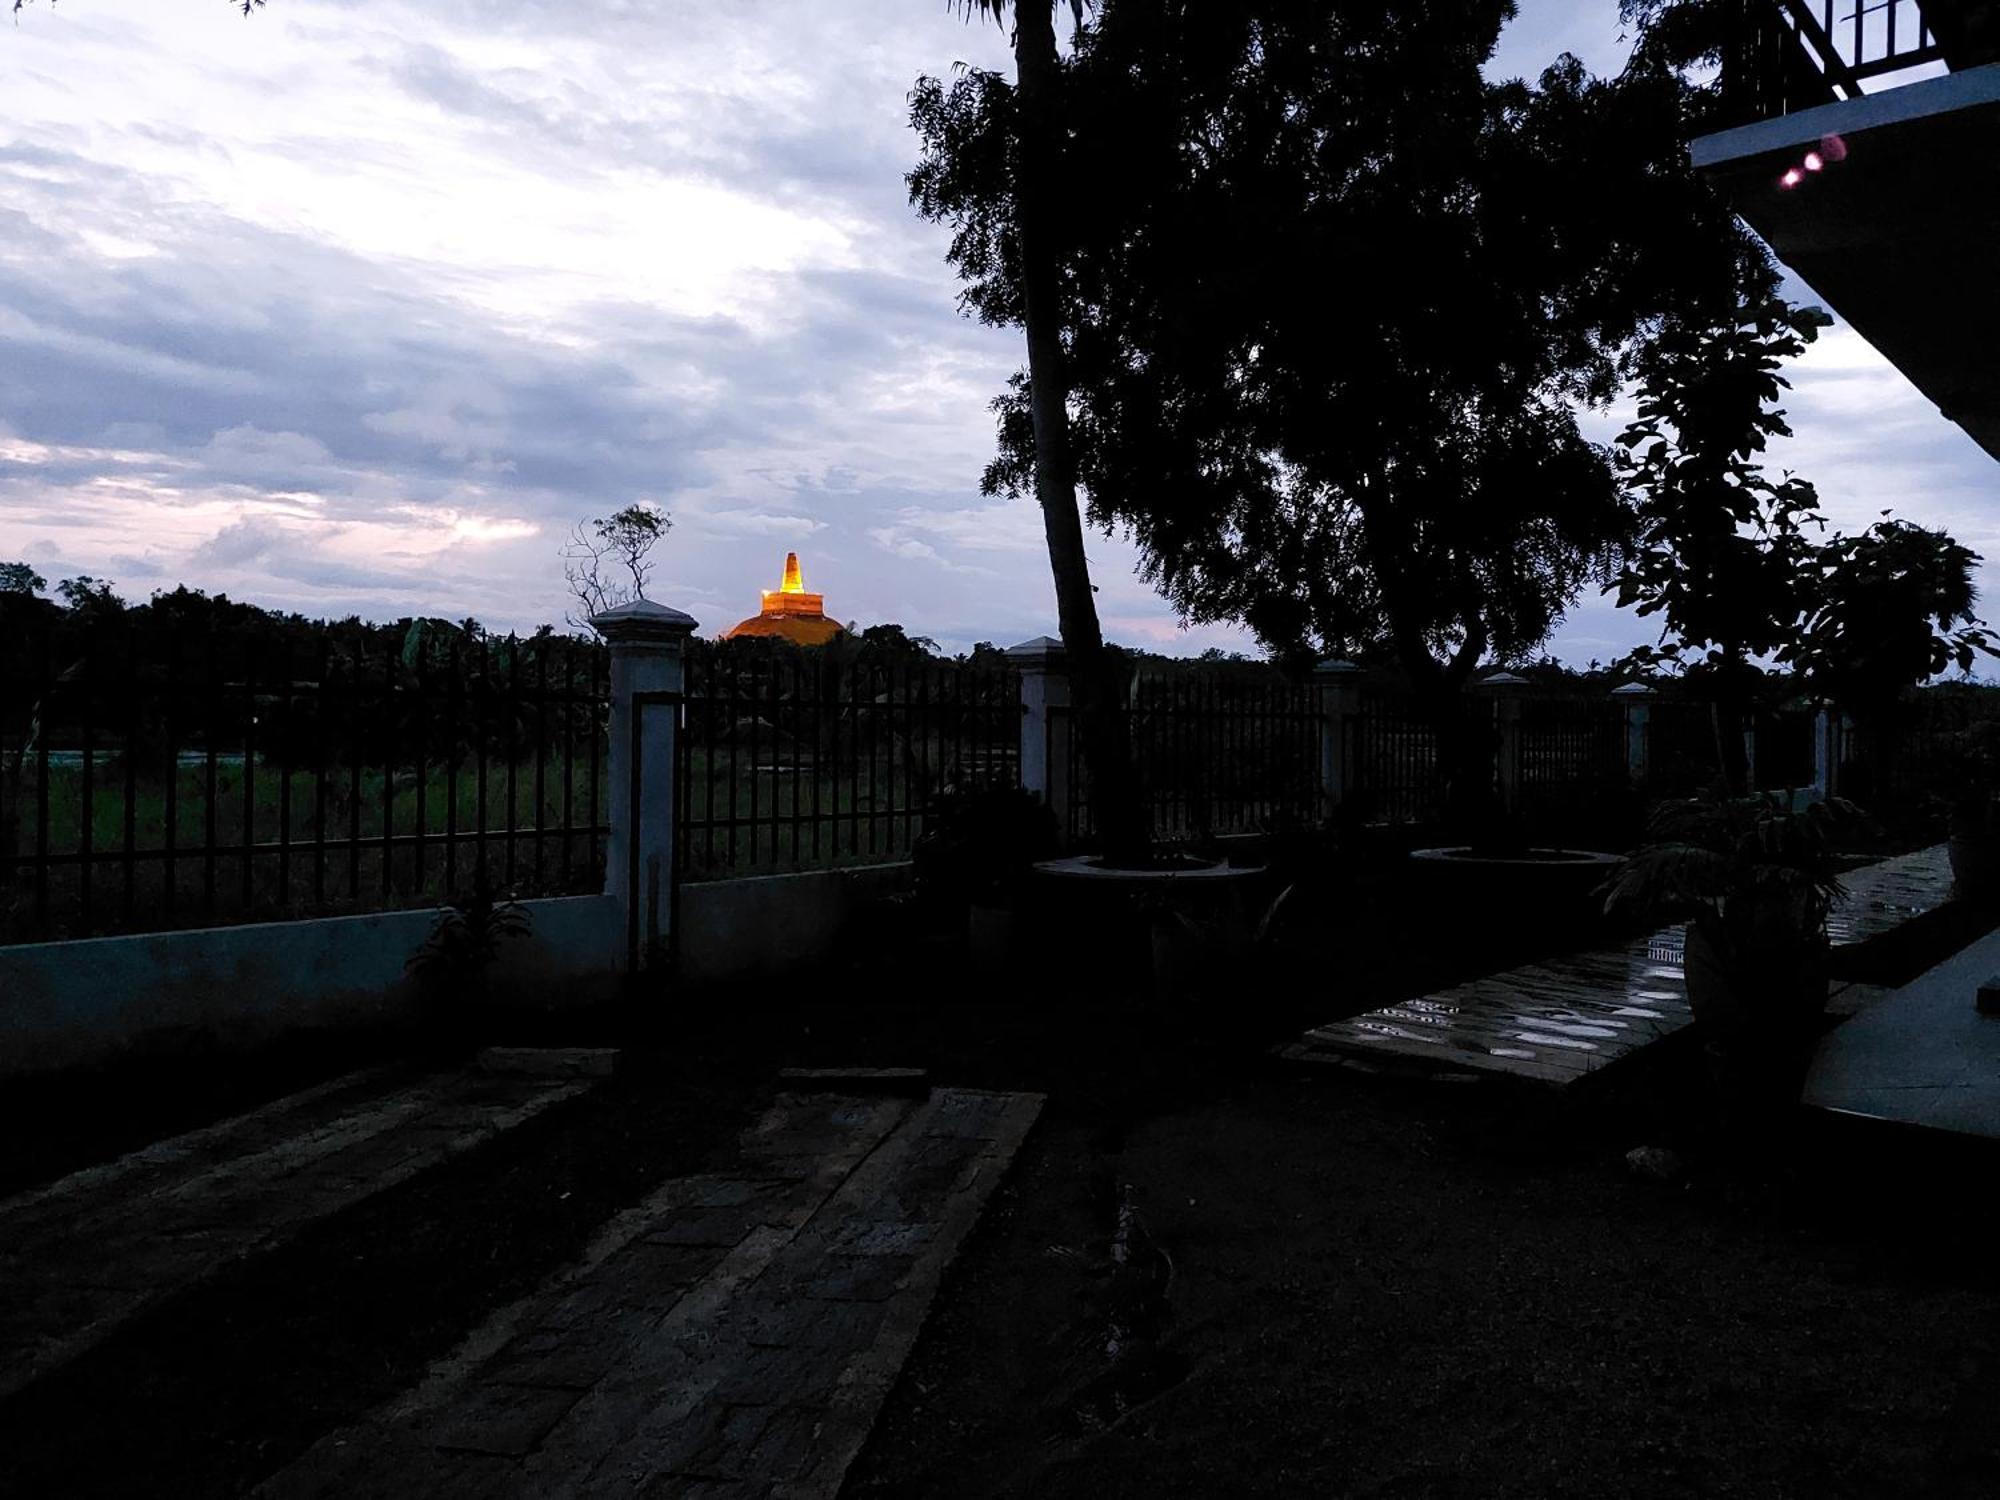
[2,1,1993,659]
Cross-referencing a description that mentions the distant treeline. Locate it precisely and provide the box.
[0,583,1018,772]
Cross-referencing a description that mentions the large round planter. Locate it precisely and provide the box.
[1408,847,1623,939]
[1031,855,1265,1004]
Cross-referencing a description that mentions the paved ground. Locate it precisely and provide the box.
[1285,844,1955,1086]
[843,1070,2000,1500]
[1808,918,2000,1139]
[1282,926,1690,1085]
[257,1085,1043,1500]
[0,1063,590,1402]
[1825,842,1954,947]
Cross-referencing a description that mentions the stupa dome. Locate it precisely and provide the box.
[721,552,847,646]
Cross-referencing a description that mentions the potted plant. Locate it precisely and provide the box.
[910,781,1059,969]
[1603,793,1855,1145]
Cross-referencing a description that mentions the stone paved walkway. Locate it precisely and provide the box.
[256,1085,1044,1500]
[1283,845,1956,1087]
[1807,918,2000,1140]
[1824,842,1953,947]
[0,1064,590,1401]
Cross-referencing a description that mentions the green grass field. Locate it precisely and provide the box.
[2,746,956,941]
[2,753,610,943]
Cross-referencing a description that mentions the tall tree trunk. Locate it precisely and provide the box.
[1356,480,1500,840]
[1010,3,1149,862]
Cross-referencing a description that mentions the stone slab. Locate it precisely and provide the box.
[776,1067,929,1097]
[1806,920,2000,1141]
[255,1087,1044,1499]
[0,1065,590,1401]
[478,1047,622,1079]
[1285,846,1952,1090]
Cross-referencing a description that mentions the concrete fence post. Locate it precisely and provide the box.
[1006,636,1072,842]
[1313,659,1364,815]
[1474,671,1529,816]
[592,599,697,966]
[1611,681,1656,784]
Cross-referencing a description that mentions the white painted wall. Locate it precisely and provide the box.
[0,894,622,1077]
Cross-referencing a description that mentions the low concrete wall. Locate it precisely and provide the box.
[1,862,915,1076]
[678,862,912,986]
[0,894,622,1078]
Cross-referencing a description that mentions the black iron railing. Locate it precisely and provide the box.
[673,644,1021,879]
[1058,667,1323,843]
[1351,690,1449,826]
[1719,0,1991,125]
[1517,695,1628,797]
[1872,680,2000,802]
[0,620,609,945]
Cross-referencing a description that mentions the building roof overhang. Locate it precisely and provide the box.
[1691,61,2000,463]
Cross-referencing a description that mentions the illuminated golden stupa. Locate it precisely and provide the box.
[721,552,846,646]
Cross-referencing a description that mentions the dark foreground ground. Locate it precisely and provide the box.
[849,1063,2000,1499]
[4,907,1999,1498]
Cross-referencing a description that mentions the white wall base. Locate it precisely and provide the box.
[0,895,622,1078]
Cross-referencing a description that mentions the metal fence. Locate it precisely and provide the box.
[1722,0,1958,124]
[1873,682,2000,803]
[1350,690,1630,827]
[0,619,609,944]
[1352,689,1448,825]
[1059,667,1323,843]
[673,644,1021,880]
[1516,694,1628,820]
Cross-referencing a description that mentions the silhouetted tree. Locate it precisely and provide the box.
[858,623,942,658]
[54,575,126,619]
[914,2,1772,828]
[0,563,46,596]
[1611,296,1830,793]
[1792,517,1994,797]
[561,503,671,628]
[925,0,1149,862]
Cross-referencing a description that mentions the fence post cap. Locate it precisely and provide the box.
[590,599,698,642]
[1610,680,1659,698]
[1005,635,1068,667]
[1313,658,1363,677]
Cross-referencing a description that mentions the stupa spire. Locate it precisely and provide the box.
[725,550,845,645]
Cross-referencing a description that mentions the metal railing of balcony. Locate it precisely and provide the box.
[1720,0,1996,124]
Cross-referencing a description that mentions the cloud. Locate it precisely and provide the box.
[192,516,292,568]
[8,0,1988,664]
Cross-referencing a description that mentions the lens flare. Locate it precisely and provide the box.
[1780,167,1804,188]
[1803,151,1824,172]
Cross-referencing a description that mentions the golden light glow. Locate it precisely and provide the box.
[760,551,807,608]
[729,551,843,645]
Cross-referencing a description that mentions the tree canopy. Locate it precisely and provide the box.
[912,2,1775,694]
[1796,518,1993,714]
[1611,296,1832,681]
[560,503,672,627]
